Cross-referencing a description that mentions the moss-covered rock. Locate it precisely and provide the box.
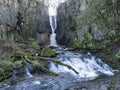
[0,60,15,81]
[0,60,14,71]
[31,41,41,50]
[41,48,57,57]
[69,34,106,52]
[13,60,23,67]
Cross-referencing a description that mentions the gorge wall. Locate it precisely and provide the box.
[0,0,50,45]
[56,0,120,46]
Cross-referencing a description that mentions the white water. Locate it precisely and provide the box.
[49,16,57,46]
[48,1,58,47]
[48,0,114,80]
[24,63,33,77]
[25,67,33,78]
[48,0,66,47]
[0,1,115,89]
[50,51,114,81]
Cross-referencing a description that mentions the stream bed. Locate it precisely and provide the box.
[0,47,116,90]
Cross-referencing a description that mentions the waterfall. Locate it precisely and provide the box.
[48,0,58,47]
[48,0,63,47]
[48,0,114,81]
[48,0,67,47]
[49,15,57,46]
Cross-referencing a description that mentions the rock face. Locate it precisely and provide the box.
[56,0,78,45]
[0,0,50,45]
[56,0,120,45]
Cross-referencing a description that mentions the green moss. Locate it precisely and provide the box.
[0,60,14,71]
[31,41,40,50]
[70,40,82,49]
[116,50,120,60]
[0,73,11,82]
[41,48,57,57]
[23,56,58,76]
[0,60,14,81]
[24,25,35,38]
[14,60,23,67]
[70,36,106,52]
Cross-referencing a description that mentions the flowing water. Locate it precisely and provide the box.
[49,15,57,46]
[48,0,114,80]
[48,0,58,47]
[0,0,115,90]
[49,50,114,81]
[25,67,33,78]
[48,0,67,47]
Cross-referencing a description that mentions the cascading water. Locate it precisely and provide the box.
[49,2,58,47]
[25,67,33,78]
[49,15,57,46]
[48,0,66,47]
[0,1,116,90]
[50,51,114,81]
[48,0,114,81]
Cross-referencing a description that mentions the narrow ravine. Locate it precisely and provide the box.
[0,0,117,90]
[48,0,114,81]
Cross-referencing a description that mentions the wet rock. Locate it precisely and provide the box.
[99,85,107,90]
[31,41,41,50]
[56,0,77,45]
[41,48,57,57]
[0,60,14,81]
[1,70,120,90]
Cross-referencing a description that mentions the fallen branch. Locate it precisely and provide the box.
[13,51,79,75]
[38,57,79,74]
[23,55,58,76]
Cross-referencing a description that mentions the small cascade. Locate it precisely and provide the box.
[49,52,114,81]
[25,67,33,78]
[11,64,33,78]
[25,63,33,78]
